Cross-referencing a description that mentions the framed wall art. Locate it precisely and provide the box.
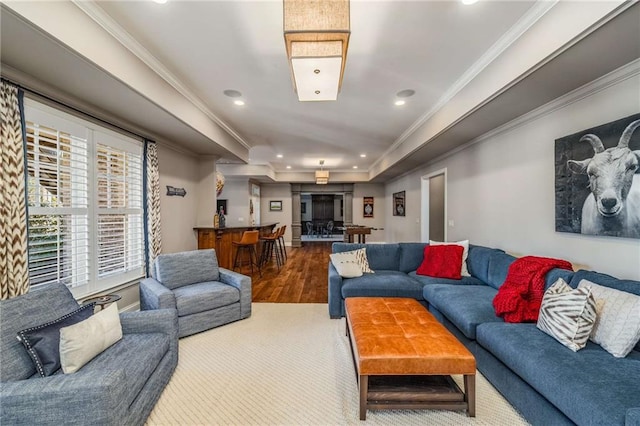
[269,200,283,211]
[363,197,374,218]
[393,191,405,216]
[555,113,640,239]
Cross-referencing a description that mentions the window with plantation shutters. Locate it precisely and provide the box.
[24,100,144,297]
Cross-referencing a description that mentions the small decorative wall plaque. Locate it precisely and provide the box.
[393,191,405,216]
[166,186,186,197]
[363,197,374,218]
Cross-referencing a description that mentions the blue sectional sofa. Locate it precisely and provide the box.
[328,242,640,425]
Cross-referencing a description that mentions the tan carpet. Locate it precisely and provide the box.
[147,303,529,425]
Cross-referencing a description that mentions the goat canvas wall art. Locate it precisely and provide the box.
[555,113,640,239]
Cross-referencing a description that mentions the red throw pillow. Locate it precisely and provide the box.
[416,244,463,279]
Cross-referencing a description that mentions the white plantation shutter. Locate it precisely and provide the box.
[96,138,144,280]
[24,101,144,297]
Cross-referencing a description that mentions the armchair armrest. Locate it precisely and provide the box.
[219,267,251,319]
[120,309,178,357]
[328,262,344,319]
[1,370,127,424]
[627,408,640,425]
[139,277,176,310]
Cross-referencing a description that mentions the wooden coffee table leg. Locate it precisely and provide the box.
[359,375,369,420]
[464,374,476,417]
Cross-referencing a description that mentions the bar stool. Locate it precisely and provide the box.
[232,230,261,277]
[278,225,287,262]
[259,227,283,271]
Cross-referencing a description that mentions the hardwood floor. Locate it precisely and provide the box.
[238,242,332,303]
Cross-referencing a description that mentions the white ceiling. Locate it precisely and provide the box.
[2,1,639,182]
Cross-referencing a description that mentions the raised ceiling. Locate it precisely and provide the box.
[1,1,639,183]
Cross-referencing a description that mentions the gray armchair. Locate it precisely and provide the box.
[0,282,178,425]
[140,249,251,338]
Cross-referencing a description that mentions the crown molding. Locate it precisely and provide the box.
[387,58,640,184]
[71,0,251,150]
[371,0,558,173]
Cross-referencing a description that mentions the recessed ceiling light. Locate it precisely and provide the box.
[223,89,242,98]
[461,0,478,4]
[396,89,415,98]
[353,166,358,169]
[286,165,291,169]
[394,100,406,106]
[277,154,283,158]
[360,154,366,158]
[153,0,168,3]
[234,100,245,106]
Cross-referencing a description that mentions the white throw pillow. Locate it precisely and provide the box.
[59,303,123,373]
[429,240,470,277]
[537,278,597,352]
[577,279,640,358]
[330,252,363,278]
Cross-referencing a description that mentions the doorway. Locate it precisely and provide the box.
[301,193,344,242]
[421,169,447,242]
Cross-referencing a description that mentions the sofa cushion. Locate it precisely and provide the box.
[423,284,502,340]
[430,240,470,277]
[486,252,517,289]
[1,283,81,382]
[60,304,123,374]
[408,271,484,286]
[466,245,504,283]
[476,322,640,426]
[17,303,95,377]
[173,282,240,317]
[332,243,400,271]
[80,332,170,408]
[536,279,597,352]
[398,243,428,273]
[569,270,640,352]
[416,245,463,279]
[155,249,220,290]
[341,271,424,300]
[578,280,640,358]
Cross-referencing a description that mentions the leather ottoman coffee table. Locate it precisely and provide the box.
[345,297,476,420]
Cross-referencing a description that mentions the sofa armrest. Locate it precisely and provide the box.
[120,309,178,358]
[219,267,251,319]
[1,370,127,424]
[328,262,344,319]
[139,277,176,310]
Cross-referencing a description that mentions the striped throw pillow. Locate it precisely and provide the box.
[353,248,373,273]
[536,278,597,352]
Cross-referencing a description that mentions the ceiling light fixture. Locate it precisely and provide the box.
[353,166,358,169]
[233,100,245,106]
[286,165,292,169]
[461,0,479,4]
[360,154,366,158]
[283,0,350,102]
[153,0,168,4]
[394,100,406,106]
[277,154,283,158]
[315,160,329,184]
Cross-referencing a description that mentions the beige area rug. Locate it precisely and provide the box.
[147,303,529,425]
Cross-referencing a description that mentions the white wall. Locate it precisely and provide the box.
[261,184,292,244]
[353,184,386,242]
[219,179,250,227]
[158,145,199,253]
[385,68,640,280]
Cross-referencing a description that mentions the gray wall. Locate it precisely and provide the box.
[384,68,640,280]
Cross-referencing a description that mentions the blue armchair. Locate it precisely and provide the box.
[0,282,178,425]
[140,249,251,338]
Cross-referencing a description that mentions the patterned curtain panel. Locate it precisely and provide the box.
[144,140,162,277]
[0,80,29,299]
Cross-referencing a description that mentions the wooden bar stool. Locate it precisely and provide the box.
[232,230,261,277]
[278,225,287,262]
[259,227,283,271]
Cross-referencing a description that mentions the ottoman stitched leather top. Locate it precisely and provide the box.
[346,297,476,376]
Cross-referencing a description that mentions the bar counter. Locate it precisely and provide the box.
[194,223,278,270]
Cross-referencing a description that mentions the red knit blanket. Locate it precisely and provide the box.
[492,256,573,323]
